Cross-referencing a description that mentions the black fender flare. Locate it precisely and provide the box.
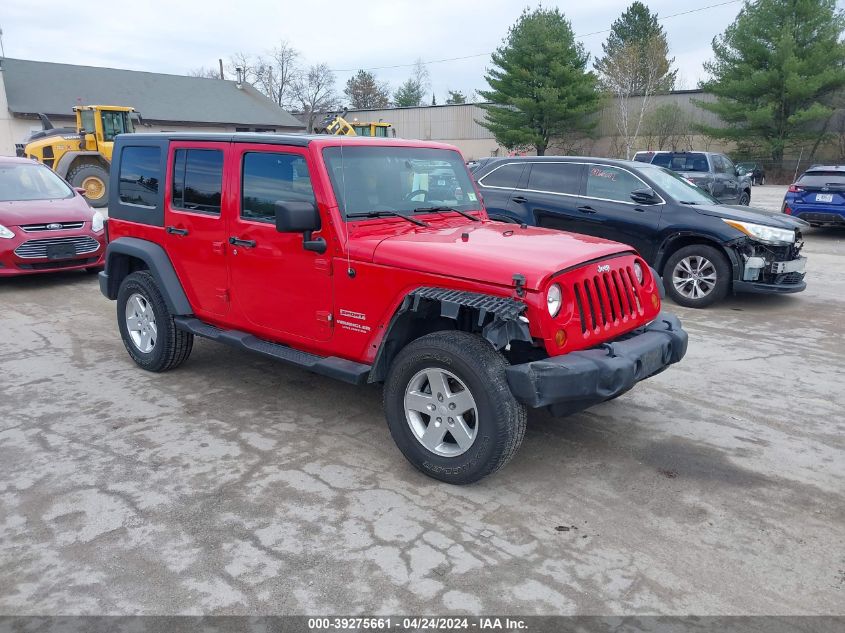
[99,237,192,315]
[369,287,532,383]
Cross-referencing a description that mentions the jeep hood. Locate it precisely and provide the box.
[693,204,808,229]
[370,223,633,290]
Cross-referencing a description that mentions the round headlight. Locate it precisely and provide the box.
[547,283,562,317]
[633,262,644,284]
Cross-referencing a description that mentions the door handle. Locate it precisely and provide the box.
[166,226,189,236]
[229,237,256,248]
[511,196,527,204]
[577,205,596,214]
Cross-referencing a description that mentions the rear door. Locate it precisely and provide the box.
[476,162,529,222]
[515,162,586,230]
[164,141,230,317]
[574,164,663,260]
[226,144,333,343]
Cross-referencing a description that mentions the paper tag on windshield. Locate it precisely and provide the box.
[468,193,477,202]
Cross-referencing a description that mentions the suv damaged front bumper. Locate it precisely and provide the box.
[505,313,688,417]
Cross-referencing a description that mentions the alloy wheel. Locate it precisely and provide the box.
[404,368,478,457]
[125,293,157,353]
[672,255,718,300]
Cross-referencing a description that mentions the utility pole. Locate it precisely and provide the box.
[218,58,224,80]
[0,27,6,58]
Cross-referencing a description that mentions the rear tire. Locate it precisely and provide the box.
[383,331,526,484]
[117,271,193,372]
[739,191,751,206]
[68,163,109,208]
[663,244,731,308]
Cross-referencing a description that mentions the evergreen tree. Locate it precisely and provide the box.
[393,79,426,107]
[698,0,845,162]
[446,90,467,104]
[344,70,390,109]
[479,7,600,155]
[595,1,676,93]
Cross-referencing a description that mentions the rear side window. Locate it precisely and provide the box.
[586,166,645,203]
[241,152,315,223]
[118,146,161,207]
[479,163,525,189]
[172,149,224,214]
[797,171,845,187]
[526,163,581,195]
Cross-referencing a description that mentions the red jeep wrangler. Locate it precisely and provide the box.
[99,134,688,484]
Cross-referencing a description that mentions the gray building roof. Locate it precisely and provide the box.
[1,58,304,129]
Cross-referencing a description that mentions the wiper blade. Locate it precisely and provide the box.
[413,206,481,221]
[346,210,428,227]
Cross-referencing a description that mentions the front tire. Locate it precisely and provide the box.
[117,271,193,372]
[68,163,109,208]
[663,244,731,308]
[739,191,751,206]
[384,331,527,484]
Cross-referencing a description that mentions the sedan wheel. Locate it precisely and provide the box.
[672,255,718,301]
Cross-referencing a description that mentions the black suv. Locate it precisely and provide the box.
[472,157,808,308]
[633,151,752,205]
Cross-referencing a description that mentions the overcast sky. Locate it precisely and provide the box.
[0,0,827,103]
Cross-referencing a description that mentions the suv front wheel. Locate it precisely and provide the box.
[384,331,527,484]
[664,244,731,308]
[117,271,194,372]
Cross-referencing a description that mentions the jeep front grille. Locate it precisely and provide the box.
[14,236,100,259]
[573,265,643,334]
[20,222,85,232]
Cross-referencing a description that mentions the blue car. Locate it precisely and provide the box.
[783,165,845,226]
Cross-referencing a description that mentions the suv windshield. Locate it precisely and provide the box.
[652,152,709,172]
[638,166,719,205]
[0,162,74,202]
[322,146,480,220]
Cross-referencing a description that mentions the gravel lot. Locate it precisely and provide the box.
[1,185,844,616]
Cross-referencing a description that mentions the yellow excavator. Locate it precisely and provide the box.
[315,109,392,137]
[20,105,137,207]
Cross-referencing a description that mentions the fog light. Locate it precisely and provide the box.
[554,329,567,347]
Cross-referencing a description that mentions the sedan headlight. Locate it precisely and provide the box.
[722,219,795,245]
[0,224,14,239]
[547,283,562,317]
[92,211,105,233]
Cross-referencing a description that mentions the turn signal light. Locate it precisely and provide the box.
[554,329,567,347]
[651,293,659,309]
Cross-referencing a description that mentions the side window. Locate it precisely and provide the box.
[171,149,224,214]
[526,163,582,195]
[585,165,644,203]
[118,146,161,207]
[479,163,525,189]
[80,110,95,134]
[720,155,735,175]
[711,155,725,173]
[241,152,315,223]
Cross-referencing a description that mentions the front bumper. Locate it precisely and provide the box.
[0,230,105,276]
[505,312,688,416]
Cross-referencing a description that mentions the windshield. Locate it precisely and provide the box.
[322,146,480,220]
[0,162,74,202]
[638,166,719,205]
[652,152,709,172]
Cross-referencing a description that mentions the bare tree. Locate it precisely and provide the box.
[295,64,339,133]
[599,36,669,159]
[258,41,302,109]
[188,66,221,79]
[644,103,693,151]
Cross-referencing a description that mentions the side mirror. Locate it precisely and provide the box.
[74,187,87,196]
[630,187,660,205]
[275,200,326,254]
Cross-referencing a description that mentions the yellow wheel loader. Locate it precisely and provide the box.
[20,105,137,208]
[315,110,392,137]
